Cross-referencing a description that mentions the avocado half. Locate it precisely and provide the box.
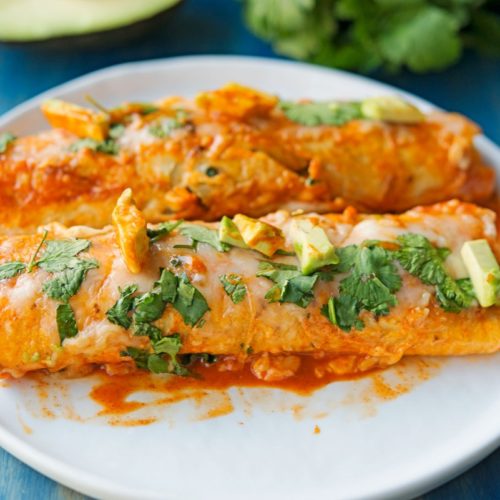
[0,0,182,46]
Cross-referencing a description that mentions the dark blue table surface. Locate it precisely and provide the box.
[0,1,499,499]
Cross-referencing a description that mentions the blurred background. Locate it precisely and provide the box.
[0,0,499,498]
[0,0,498,142]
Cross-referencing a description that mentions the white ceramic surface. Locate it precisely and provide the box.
[0,56,499,500]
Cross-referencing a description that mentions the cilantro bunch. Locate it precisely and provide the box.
[243,0,500,73]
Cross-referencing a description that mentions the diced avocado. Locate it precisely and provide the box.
[0,0,181,42]
[290,219,339,275]
[219,216,248,249]
[461,239,500,307]
[41,99,109,141]
[361,96,424,124]
[233,214,284,257]
[445,254,469,280]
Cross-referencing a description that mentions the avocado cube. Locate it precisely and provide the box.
[219,216,247,249]
[361,96,424,124]
[290,219,339,275]
[233,214,284,257]
[461,239,500,307]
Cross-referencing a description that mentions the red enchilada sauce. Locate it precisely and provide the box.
[90,354,381,416]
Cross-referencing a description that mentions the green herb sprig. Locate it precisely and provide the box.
[243,0,500,74]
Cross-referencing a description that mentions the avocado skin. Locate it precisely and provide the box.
[0,1,183,49]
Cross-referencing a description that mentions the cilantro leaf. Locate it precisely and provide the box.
[0,132,16,153]
[279,101,363,126]
[42,259,98,302]
[133,292,166,324]
[121,347,150,370]
[153,334,190,376]
[122,334,189,376]
[395,233,472,312]
[219,274,247,304]
[108,123,125,139]
[147,220,183,243]
[37,239,91,272]
[149,119,182,139]
[132,321,163,341]
[0,261,26,280]
[155,269,178,303]
[137,103,160,115]
[180,224,229,252]
[106,284,138,329]
[146,354,170,374]
[173,274,210,326]
[340,246,400,314]
[257,261,319,308]
[324,244,401,331]
[56,303,78,342]
[69,138,119,155]
[334,294,364,331]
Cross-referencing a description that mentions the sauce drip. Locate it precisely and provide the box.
[90,355,379,416]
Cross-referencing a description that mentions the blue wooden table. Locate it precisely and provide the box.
[0,1,498,498]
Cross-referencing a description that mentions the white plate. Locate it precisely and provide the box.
[0,56,499,500]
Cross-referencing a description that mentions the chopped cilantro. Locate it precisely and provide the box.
[219,274,247,304]
[42,260,98,302]
[56,303,78,342]
[37,237,98,342]
[69,138,119,155]
[395,233,473,312]
[37,239,91,272]
[132,321,163,341]
[257,261,319,308]
[122,333,189,376]
[322,244,401,331]
[0,132,16,153]
[108,123,125,139]
[155,269,178,303]
[0,261,26,280]
[0,235,97,342]
[153,334,189,376]
[133,292,166,324]
[121,347,149,370]
[180,224,230,252]
[138,104,159,115]
[327,295,364,332]
[173,274,210,326]
[339,246,401,315]
[279,101,363,126]
[148,111,186,138]
[147,220,183,243]
[106,284,138,329]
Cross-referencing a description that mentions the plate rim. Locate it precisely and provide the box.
[0,54,499,500]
